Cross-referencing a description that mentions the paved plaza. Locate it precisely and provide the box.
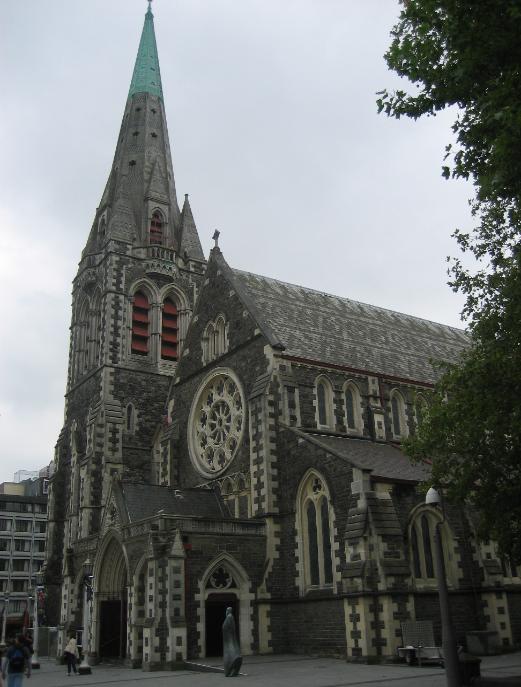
[24,653,521,687]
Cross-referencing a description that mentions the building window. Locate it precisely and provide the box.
[315,377,334,429]
[149,210,164,245]
[409,509,453,585]
[219,474,250,519]
[131,291,150,355]
[415,394,428,430]
[12,580,27,592]
[202,315,228,364]
[161,297,178,361]
[15,520,30,533]
[12,559,28,572]
[343,382,362,433]
[297,472,335,591]
[126,403,135,432]
[390,390,408,439]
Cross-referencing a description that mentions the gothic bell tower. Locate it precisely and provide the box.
[46,2,206,625]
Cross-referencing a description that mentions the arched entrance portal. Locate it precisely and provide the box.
[199,557,253,659]
[205,593,239,656]
[96,537,128,659]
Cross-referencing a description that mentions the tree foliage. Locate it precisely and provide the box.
[379,0,521,558]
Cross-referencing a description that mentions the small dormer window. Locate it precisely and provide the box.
[149,210,164,245]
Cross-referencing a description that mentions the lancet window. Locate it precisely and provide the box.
[161,297,178,361]
[131,291,150,355]
[149,210,164,245]
[297,472,335,591]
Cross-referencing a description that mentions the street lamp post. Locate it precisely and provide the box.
[425,487,460,687]
[1,593,9,646]
[30,567,45,669]
[78,558,94,675]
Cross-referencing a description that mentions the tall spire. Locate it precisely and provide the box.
[128,1,163,100]
[81,3,205,264]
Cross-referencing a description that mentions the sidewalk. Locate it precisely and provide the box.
[27,652,521,687]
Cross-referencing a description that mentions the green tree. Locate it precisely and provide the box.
[378,0,521,558]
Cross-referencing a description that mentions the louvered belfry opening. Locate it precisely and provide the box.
[161,297,178,360]
[149,211,163,244]
[131,291,150,355]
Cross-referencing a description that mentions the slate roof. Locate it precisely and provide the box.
[290,429,430,483]
[231,269,469,384]
[120,482,230,522]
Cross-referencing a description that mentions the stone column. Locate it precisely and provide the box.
[166,531,187,666]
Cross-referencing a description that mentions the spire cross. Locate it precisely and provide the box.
[212,230,220,248]
[147,0,153,13]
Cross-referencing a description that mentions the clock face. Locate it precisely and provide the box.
[188,369,245,477]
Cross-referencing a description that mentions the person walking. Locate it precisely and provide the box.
[1,635,31,686]
[64,634,79,676]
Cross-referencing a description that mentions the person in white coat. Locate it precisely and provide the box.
[64,635,79,676]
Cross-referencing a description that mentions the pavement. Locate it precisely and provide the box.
[22,652,521,687]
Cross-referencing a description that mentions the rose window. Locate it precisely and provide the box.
[189,371,244,476]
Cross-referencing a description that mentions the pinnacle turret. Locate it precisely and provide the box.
[180,194,205,262]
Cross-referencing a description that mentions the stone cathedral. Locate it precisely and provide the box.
[46,4,521,668]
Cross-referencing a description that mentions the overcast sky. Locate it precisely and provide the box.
[0,0,475,483]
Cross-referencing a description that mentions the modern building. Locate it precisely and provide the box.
[0,476,48,641]
[45,3,521,669]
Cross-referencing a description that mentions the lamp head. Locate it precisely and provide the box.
[425,486,441,507]
[83,557,93,578]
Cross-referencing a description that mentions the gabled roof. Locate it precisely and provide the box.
[285,427,430,483]
[231,270,468,383]
[119,482,231,522]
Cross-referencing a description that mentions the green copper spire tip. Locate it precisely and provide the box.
[128,1,163,100]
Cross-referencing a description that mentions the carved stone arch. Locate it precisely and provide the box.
[158,283,190,311]
[92,531,130,660]
[196,553,253,658]
[129,277,159,302]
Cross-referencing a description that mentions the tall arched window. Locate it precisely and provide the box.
[215,316,226,357]
[126,403,135,433]
[391,390,408,439]
[161,297,178,361]
[149,210,164,245]
[409,509,452,584]
[131,291,150,355]
[316,377,334,429]
[415,394,428,430]
[297,472,335,591]
[202,316,228,364]
[344,382,362,433]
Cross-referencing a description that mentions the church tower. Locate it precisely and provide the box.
[46,3,205,630]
